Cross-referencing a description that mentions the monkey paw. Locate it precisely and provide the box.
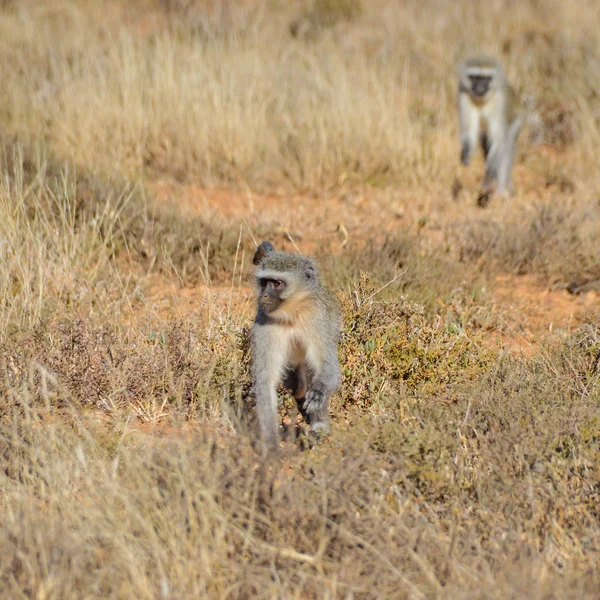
[303,389,325,414]
[309,420,330,440]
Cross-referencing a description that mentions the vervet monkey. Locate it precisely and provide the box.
[458,56,525,205]
[251,241,341,453]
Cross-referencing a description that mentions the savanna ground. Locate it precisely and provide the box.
[0,0,599,598]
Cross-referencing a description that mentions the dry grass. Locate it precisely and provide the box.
[0,137,252,334]
[2,0,599,193]
[0,295,598,598]
[0,0,599,598]
[1,0,597,284]
[451,197,600,290]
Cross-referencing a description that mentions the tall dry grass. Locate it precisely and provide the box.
[0,304,598,598]
[0,135,252,336]
[0,1,598,598]
[0,142,136,333]
[0,0,599,192]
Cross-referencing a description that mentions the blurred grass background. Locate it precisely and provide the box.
[0,1,598,598]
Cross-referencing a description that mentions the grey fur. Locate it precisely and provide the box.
[251,242,341,454]
[458,56,524,202]
[252,241,275,265]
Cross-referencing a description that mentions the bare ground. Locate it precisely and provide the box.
[149,180,599,348]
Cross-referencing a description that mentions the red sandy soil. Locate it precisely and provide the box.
[148,180,598,351]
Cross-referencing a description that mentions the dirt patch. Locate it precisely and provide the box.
[141,274,253,321]
[494,274,598,331]
[485,274,598,355]
[150,179,392,256]
[148,182,599,344]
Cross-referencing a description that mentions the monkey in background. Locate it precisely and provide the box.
[251,241,341,454]
[458,56,525,206]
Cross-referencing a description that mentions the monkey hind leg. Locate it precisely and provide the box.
[480,132,492,160]
[483,159,498,190]
[281,366,309,444]
[478,173,498,207]
[283,365,308,400]
[497,142,518,195]
[478,147,501,206]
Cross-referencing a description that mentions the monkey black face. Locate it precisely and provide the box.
[258,277,287,314]
[469,75,492,98]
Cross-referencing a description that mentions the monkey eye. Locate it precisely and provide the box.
[272,280,281,288]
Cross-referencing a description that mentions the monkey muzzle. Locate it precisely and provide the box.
[259,294,283,314]
[469,75,491,98]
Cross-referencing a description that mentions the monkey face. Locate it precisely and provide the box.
[258,278,286,314]
[469,75,492,98]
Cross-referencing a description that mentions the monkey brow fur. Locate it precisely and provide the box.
[255,269,297,283]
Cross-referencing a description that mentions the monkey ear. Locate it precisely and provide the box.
[305,264,316,280]
[252,241,276,265]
